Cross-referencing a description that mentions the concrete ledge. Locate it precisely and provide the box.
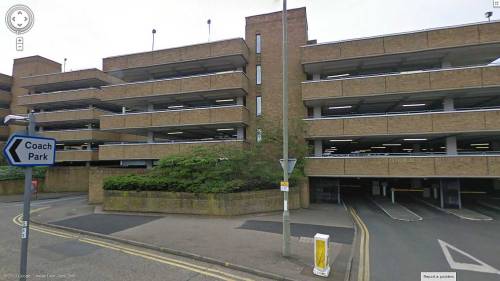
[103,188,301,216]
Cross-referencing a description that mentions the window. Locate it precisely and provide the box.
[256,34,261,54]
[256,129,262,143]
[256,65,262,85]
[256,96,262,116]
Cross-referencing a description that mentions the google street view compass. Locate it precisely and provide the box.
[5,4,35,51]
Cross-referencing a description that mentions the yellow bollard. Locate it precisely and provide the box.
[313,233,331,277]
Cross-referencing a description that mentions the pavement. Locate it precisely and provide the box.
[369,196,422,221]
[30,200,355,281]
[0,192,86,203]
[0,195,273,281]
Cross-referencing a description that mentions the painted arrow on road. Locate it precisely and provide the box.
[438,239,500,275]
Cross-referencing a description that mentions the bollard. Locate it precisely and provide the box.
[313,233,331,277]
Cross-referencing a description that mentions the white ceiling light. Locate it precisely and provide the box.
[328,105,352,110]
[217,128,234,131]
[215,99,234,103]
[470,143,489,146]
[382,143,401,146]
[168,105,184,109]
[329,139,353,142]
[402,103,426,107]
[403,138,427,141]
[167,131,183,135]
[370,146,386,149]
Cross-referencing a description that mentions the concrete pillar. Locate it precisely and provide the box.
[313,106,321,118]
[412,143,421,152]
[236,97,244,105]
[446,136,457,155]
[493,179,500,192]
[40,109,44,113]
[236,67,243,71]
[372,180,380,196]
[443,97,455,111]
[87,143,92,151]
[86,162,90,167]
[382,182,388,197]
[441,60,452,68]
[38,126,44,132]
[146,160,153,169]
[491,141,500,151]
[87,124,92,129]
[440,179,461,209]
[313,73,320,81]
[432,183,439,200]
[147,104,154,112]
[236,127,244,140]
[147,131,154,143]
[314,140,323,157]
[122,107,126,114]
[411,178,422,188]
[88,104,94,110]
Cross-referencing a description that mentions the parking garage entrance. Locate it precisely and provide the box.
[309,177,499,209]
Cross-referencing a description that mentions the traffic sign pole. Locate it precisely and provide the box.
[281,0,291,258]
[19,112,35,281]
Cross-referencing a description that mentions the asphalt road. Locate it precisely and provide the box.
[347,196,500,281]
[0,196,269,281]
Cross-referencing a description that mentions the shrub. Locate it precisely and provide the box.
[103,118,307,193]
[0,166,47,181]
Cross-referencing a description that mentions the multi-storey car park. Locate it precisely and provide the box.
[0,73,11,147]
[2,8,500,208]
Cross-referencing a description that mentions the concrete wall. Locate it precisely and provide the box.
[0,179,45,195]
[302,22,500,63]
[305,156,500,178]
[0,179,25,195]
[103,187,301,216]
[101,106,249,130]
[302,65,500,101]
[103,38,249,72]
[101,71,248,101]
[88,167,146,204]
[44,166,90,192]
[306,109,500,138]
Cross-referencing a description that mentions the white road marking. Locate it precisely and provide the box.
[438,239,500,275]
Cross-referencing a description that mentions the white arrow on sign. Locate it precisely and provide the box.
[3,135,56,166]
[438,239,500,275]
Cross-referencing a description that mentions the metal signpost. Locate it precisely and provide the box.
[3,113,56,281]
[281,0,290,257]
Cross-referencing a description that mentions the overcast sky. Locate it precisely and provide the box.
[0,0,498,75]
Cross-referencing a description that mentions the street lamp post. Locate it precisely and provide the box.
[281,0,291,257]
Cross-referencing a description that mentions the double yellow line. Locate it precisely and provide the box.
[349,207,370,281]
[12,210,253,281]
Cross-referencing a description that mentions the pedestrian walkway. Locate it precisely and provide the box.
[0,192,85,203]
[32,201,355,281]
[370,196,423,221]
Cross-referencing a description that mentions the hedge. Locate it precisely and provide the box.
[0,166,47,181]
